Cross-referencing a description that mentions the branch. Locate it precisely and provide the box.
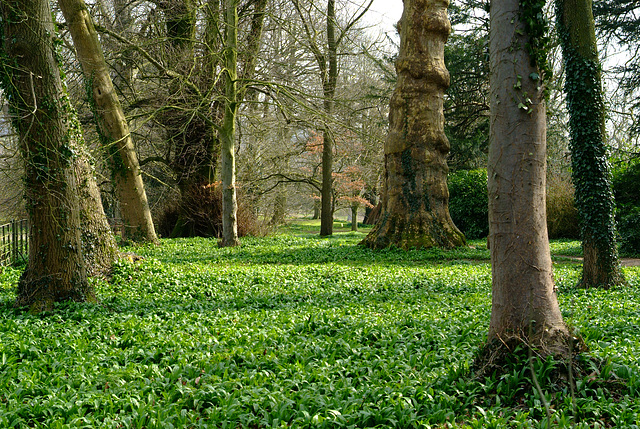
[93,23,203,98]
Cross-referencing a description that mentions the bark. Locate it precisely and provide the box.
[0,0,91,312]
[361,0,465,250]
[75,154,119,277]
[319,0,337,237]
[351,205,358,231]
[59,0,159,244]
[158,0,219,238]
[556,0,625,288]
[487,0,568,353]
[270,193,287,225]
[220,0,240,247]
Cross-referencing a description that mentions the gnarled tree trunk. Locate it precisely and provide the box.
[361,0,464,249]
[59,0,159,245]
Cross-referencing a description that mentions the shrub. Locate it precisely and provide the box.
[448,169,488,239]
[612,162,640,255]
[546,175,580,239]
[155,183,263,238]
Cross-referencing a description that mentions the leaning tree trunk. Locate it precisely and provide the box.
[556,0,625,288]
[0,0,92,312]
[487,0,569,354]
[59,0,159,245]
[361,0,465,250]
[219,0,240,247]
[75,154,119,277]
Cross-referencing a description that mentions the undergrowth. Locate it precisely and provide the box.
[0,233,638,427]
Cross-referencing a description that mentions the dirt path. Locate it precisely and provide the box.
[555,255,640,267]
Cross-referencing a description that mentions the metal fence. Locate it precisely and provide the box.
[0,219,28,266]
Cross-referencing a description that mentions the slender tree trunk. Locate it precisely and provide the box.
[220,0,240,247]
[556,0,625,288]
[487,0,569,354]
[59,0,159,244]
[361,0,464,250]
[351,205,358,231]
[0,0,91,312]
[319,0,337,237]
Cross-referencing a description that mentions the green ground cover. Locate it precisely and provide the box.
[1,230,639,428]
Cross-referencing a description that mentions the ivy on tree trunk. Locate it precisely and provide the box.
[556,0,625,288]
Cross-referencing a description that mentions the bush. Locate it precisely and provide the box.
[612,162,640,255]
[155,183,263,238]
[546,175,580,239]
[448,169,488,239]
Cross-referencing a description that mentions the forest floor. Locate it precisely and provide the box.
[0,222,639,428]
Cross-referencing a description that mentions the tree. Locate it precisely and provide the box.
[593,1,640,134]
[291,0,372,236]
[58,0,159,244]
[556,0,625,288]
[445,0,490,170]
[220,0,240,247]
[361,0,465,250]
[487,0,569,353]
[0,0,93,311]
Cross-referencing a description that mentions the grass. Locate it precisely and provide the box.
[0,226,639,428]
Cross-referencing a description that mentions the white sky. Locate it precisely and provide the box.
[363,0,403,41]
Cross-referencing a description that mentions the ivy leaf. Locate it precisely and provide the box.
[529,72,540,81]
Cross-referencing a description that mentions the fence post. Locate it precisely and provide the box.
[11,220,17,264]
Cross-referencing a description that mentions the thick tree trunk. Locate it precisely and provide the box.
[556,0,625,288]
[159,0,219,237]
[270,193,286,225]
[59,0,159,245]
[0,0,92,312]
[361,0,464,250]
[220,0,240,247]
[487,0,569,353]
[75,154,119,277]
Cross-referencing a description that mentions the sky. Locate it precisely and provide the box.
[363,0,404,41]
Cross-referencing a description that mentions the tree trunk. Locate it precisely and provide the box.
[361,0,465,250]
[351,205,358,231]
[0,0,92,312]
[159,0,219,238]
[75,154,119,277]
[270,193,286,225]
[220,0,240,247]
[319,0,338,237]
[556,0,625,288]
[487,0,569,354]
[59,0,159,245]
